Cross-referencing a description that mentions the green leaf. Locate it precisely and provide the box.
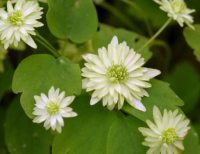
[183,128,200,154]
[123,79,184,121]
[0,107,7,154]
[5,97,53,154]
[52,95,147,154]
[47,0,98,43]
[183,24,200,61]
[165,62,200,113]
[106,116,147,154]
[12,54,82,118]
[0,60,14,101]
[91,24,152,61]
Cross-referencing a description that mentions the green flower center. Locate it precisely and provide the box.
[171,0,187,14]
[107,64,128,83]
[162,128,178,144]
[8,11,23,26]
[46,102,59,115]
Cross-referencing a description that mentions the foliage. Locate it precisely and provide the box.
[47,0,98,43]
[184,25,200,61]
[0,0,200,153]
[12,54,82,118]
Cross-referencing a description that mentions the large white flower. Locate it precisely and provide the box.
[82,36,160,111]
[0,0,43,49]
[154,0,195,29]
[139,106,190,154]
[32,86,77,133]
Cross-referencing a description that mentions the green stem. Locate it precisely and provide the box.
[138,18,172,52]
[35,33,60,57]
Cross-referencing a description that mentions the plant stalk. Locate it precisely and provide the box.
[138,18,172,52]
[35,33,60,57]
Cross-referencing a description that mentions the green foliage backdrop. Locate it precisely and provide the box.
[0,0,200,154]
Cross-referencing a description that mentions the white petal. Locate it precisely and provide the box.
[15,0,25,10]
[7,1,14,12]
[62,111,77,118]
[50,116,57,129]
[33,115,47,123]
[60,96,75,107]
[110,36,118,45]
[55,123,62,133]
[57,116,64,126]
[145,68,161,78]
[23,35,37,48]
[131,98,146,112]
[90,97,100,105]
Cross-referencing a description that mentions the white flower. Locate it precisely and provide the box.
[0,0,43,49]
[139,106,190,154]
[32,86,77,133]
[11,0,47,3]
[82,36,160,111]
[154,0,195,29]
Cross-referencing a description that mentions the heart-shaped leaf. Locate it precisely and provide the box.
[47,0,98,43]
[12,54,82,118]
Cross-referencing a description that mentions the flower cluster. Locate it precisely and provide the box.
[154,0,195,29]
[82,36,160,111]
[0,0,43,49]
[139,106,190,154]
[32,86,77,133]
[29,28,191,154]
[0,0,194,153]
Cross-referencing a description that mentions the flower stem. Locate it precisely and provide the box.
[138,18,172,52]
[35,33,60,57]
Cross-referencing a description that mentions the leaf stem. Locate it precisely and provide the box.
[138,18,172,52]
[35,33,60,57]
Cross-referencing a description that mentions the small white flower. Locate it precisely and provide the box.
[154,0,195,29]
[0,0,43,49]
[139,106,190,154]
[11,0,47,3]
[82,36,160,111]
[32,86,77,133]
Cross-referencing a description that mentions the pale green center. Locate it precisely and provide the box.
[8,11,23,26]
[107,64,128,82]
[162,128,178,144]
[171,0,187,14]
[46,102,59,115]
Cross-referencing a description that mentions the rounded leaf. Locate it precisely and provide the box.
[12,54,82,118]
[47,0,98,43]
